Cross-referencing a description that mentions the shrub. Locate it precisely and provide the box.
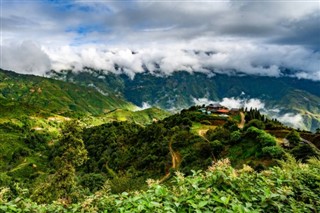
[230,130,241,144]
[223,120,239,132]
[290,144,320,162]
[80,173,107,192]
[206,127,230,143]
[209,140,223,157]
[257,133,277,148]
[286,130,301,146]
[244,119,265,130]
[245,126,263,138]
[262,146,284,159]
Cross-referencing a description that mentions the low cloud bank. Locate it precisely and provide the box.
[1,40,319,81]
[193,97,305,129]
[193,97,265,110]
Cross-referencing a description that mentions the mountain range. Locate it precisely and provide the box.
[48,68,320,131]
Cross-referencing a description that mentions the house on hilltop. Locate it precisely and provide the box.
[206,103,229,114]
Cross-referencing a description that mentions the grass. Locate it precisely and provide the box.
[81,107,171,127]
[191,122,217,136]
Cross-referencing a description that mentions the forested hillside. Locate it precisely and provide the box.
[1,103,319,212]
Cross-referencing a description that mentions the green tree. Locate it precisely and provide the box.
[31,121,88,203]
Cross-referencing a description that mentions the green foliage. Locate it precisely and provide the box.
[209,140,223,157]
[31,163,77,203]
[257,133,277,148]
[230,130,242,144]
[24,130,49,151]
[206,126,230,143]
[79,173,107,193]
[31,121,88,203]
[262,146,284,159]
[290,144,320,162]
[1,157,319,212]
[223,119,239,132]
[57,121,88,167]
[286,130,301,146]
[245,119,266,130]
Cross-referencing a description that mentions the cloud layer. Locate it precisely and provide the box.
[193,97,304,129]
[1,0,319,80]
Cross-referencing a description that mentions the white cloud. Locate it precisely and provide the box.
[192,98,213,106]
[135,102,152,111]
[193,96,306,129]
[1,1,319,80]
[275,113,304,129]
[1,41,51,75]
[220,97,265,110]
[219,97,243,109]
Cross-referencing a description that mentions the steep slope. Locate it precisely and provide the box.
[0,69,135,118]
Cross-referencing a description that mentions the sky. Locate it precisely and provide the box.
[1,0,320,80]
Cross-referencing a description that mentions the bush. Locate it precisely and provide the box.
[209,140,223,157]
[80,173,107,192]
[206,127,230,143]
[262,146,284,159]
[244,119,265,130]
[230,130,241,144]
[223,120,239,132]
[290,144,320,162]
[286,130,301,146]
[2,157,320,212]
[257,133,277,148]
[245,126,263,138]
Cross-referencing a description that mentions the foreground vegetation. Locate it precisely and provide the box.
[1,156,319,212]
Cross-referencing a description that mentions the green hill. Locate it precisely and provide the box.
[0,69,135,118]
[81,107,172,126]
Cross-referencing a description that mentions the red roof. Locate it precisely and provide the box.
[216,109,229,113]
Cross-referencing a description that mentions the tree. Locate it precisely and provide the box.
[54,121,88,167]
[32,121,88,203]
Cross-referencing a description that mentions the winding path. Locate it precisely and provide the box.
[159,139,181,183]
[238,111,245,129]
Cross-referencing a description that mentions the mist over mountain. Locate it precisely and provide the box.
[48,69,320,132]
[1,1,319,81]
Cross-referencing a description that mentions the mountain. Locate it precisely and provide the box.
[48,69,320,131]
[0,69,135,118]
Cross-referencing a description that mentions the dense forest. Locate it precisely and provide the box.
[0,106,319,212]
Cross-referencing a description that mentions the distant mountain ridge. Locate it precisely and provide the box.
[48,69,320,131]
[0,69,135,118]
